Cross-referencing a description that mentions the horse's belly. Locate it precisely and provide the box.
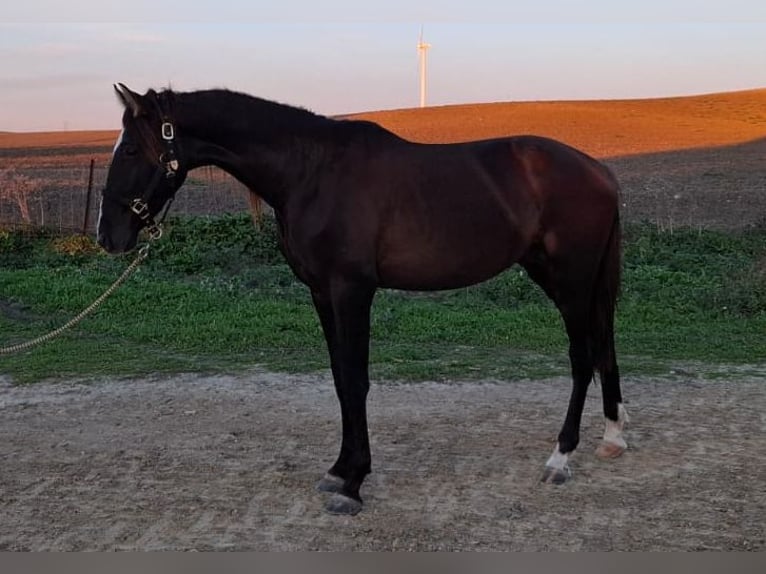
[377,229,525,291]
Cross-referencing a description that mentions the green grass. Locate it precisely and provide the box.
[1,215,765,384]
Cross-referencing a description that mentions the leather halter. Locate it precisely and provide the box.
[128,113,180,240]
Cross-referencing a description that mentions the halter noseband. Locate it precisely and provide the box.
[128,114,180,240]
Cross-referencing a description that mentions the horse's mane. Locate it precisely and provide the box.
[168,88,331,136]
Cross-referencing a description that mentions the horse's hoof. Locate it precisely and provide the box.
[595,441,626,459]
[541,465,571,485]
[316,473,345,493]
[325,493,363,516]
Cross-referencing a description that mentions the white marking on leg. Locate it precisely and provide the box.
[602,403,629,449]
[545,443,570,472]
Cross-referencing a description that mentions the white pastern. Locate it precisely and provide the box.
[602,402,629,448]
[545,443,570,473]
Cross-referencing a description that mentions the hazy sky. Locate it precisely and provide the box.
[1,1,765,131]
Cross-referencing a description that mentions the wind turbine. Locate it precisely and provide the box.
[417,26,431,108]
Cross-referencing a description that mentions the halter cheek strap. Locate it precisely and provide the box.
[159,121,180,174]
[128,118,180,239]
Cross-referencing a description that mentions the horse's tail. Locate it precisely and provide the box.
[590,209,622,372]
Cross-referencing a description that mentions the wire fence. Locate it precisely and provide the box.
[0,161,256,236]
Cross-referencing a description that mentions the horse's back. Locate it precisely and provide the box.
[367,135,617,290]
[368,138,536,290]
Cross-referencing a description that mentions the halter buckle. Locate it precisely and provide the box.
[161,122,175,141]
[130,199,150,220]
[146,223,163,240]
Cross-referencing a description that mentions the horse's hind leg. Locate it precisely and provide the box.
[595,342,629,460]
[523,247,618,483]
[590,216,629,460]
[541,301,594,484]
[522,252,591,483]
[538,287,627,480]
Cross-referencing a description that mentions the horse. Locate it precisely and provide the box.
[98,84,629,515]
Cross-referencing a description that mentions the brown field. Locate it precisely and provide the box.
[352,88,766,157]
[0,130,119,151]
[2,87,765,231]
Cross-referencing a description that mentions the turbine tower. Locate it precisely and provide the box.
[417,26,431,108]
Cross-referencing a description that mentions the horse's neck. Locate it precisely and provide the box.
[178,92,327,209]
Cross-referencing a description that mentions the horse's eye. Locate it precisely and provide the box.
[123,145,138,156]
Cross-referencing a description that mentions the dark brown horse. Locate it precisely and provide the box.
[98,84,628,515]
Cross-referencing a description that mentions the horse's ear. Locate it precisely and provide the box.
[114,83,146,118]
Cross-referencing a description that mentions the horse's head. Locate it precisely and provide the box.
[98,84,186,253]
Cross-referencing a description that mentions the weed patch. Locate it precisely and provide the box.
[1,215,764,383]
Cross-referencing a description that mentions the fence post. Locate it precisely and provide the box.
[82,158,95,235]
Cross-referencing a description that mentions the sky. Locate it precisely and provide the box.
[1,1,765,131]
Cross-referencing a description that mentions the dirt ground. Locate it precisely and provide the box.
[0,370,763,551]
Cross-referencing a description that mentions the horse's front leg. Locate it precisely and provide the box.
[312,280,375,515]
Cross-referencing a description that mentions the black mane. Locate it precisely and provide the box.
[169,88,401,147]
[168,88,336,141]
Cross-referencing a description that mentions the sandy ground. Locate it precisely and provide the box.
[0,370,763,551]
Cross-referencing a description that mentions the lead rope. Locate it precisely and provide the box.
[3,112,178,356]
[0,244,151,355]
